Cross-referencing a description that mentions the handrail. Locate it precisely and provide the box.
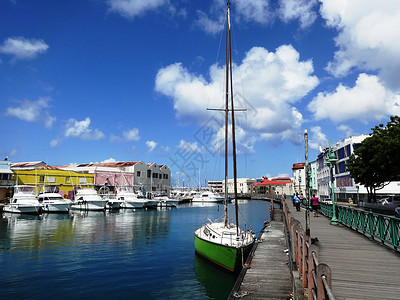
[282,196,335,300]
[319,202,400,251]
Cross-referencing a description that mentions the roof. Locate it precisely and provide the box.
[292,163,305,169]
[251,177,293,186]
[12,161,44,167]
[76,161,139,168]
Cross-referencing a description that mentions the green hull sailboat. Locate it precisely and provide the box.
[194,2,256,272]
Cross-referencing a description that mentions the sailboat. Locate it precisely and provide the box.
[194,2,256,272]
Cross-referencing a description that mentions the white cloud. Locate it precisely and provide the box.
[308,126,328,150]
[6,97,56,128]
[101,158,117,163]
[320,0,400,90]
[50,139,60,147]
[279,0,318,29]
[108,0,167,18]
[156,45,318,145]
[64,117,105,140]
[123,128,140,141]
[178,140,203,153]
[308,73,400,123]
[0,37,48,60]
[337,124,354,138]
[146,140,157,152]
[211,125,256,155]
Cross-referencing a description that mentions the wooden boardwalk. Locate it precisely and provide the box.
[290,204,400,300]
[230,214,293,299]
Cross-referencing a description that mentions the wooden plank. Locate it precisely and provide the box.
[233,220,292,299]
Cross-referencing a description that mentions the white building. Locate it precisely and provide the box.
[316,134,400,204]
[223,178,256,194]
[292,163,306,194]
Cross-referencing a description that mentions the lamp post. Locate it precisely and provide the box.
[325,140,338,225]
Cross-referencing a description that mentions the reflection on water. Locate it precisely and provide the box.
[0,201,270,299]
[194,252,237,299]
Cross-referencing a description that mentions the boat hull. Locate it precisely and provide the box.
[3,204,42,215]
[42,203,72,213]
[71,200,108,211]
[194,232,254,272]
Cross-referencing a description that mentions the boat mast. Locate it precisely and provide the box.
[227,3,240,237]
[223,2,230,228]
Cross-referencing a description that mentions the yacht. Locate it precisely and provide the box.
[4,185,42,214]
[38,185,72,213]
[192,190,224,203]
[117,186,146,209]
[71,188,108,211]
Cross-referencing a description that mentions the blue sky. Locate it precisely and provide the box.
[1,0,400,187]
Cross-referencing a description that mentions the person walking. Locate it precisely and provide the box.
[294,193,301,211]
[311,194,319,217]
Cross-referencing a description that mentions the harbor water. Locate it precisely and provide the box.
[0,200,271,300]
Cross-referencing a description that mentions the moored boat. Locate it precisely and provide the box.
[38,185,72,213]
[4,185,42,215]
[192,190,224,203]
[194,2,255,272]
[117,186,146,209]
[71,188,108,211]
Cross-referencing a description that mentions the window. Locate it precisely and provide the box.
[147,170,151,178]
[163,174,168,179]
[65,177,71,184]
[40,175,45,182]
[79,178,87,184]
[137,171,141,177]
[153,173,158,179]
[46,176,55,183]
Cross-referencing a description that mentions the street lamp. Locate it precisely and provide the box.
[325,140,338,225]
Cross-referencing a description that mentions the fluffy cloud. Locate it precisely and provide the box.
[308,126,328,150]
[278,0,318,29]
[65,117,105,140]
[0,37,48,60]
[108,0,167,18]
[6,97,56,128]
[146,140,157,152]
[320,0,400,90]
[123,128,140,141]
[178,140,203,153]
[156,45,318,145]
[308,73,400,123]
[101,158,117,163]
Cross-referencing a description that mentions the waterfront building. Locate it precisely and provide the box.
[208,180,223,193]
[62,161,171,195]
[0,158,14,201]
[223,178,256,194]
[11,162,94,198]
[316,134,400,204]
[292,163,306,194]
[250,177,293,195]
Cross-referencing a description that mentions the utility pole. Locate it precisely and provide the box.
[304,130,310,236]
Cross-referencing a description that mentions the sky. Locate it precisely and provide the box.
[1,0,400,187]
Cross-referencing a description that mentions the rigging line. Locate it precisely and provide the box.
[230,14,250,178]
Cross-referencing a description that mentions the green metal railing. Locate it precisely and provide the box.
[319,203,400,251]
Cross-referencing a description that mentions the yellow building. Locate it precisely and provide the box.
[12,162,94,199]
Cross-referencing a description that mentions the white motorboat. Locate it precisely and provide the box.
[144,192,161,209]
[154,193,178,207]
[98,185,123,209]
[117,186,146,209]
[4,185,42,214]
[71,188,108,211]
[38,185,72,213]
[192,190,224,203]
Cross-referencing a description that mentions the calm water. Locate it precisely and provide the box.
[0,200,270,300]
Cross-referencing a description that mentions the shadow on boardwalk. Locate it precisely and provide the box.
[289,202,400,300]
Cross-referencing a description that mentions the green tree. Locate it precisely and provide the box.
[348,116,400,201]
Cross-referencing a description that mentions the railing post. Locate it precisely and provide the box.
[302,235,311,294]
[316,263,332,300]
[308,245,319,300]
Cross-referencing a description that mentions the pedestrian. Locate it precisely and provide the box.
[294,193,301,211]
[292,193,296,207]
[311,194,319,217]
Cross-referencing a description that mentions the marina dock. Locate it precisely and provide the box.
[231,197,400,299]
